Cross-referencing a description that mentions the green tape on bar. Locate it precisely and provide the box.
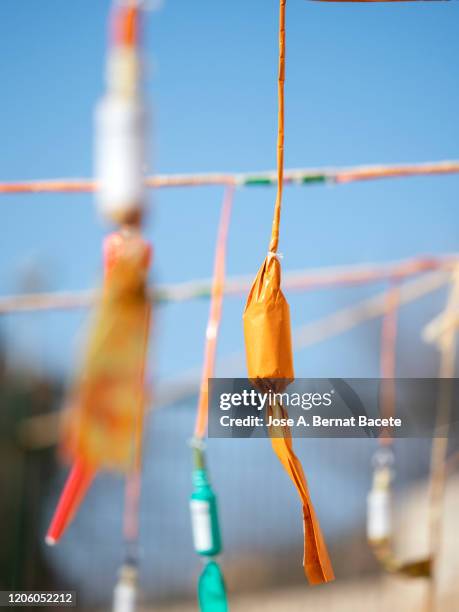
[244,177,274,186]
[302,174,327,184]
[244,175,327,186]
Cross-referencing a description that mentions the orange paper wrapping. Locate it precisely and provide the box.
[62,230,152,472]
[243,254,294,390]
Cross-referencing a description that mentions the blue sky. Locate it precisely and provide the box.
[1,0,459,381]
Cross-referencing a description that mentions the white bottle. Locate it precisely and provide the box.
[367,467,392,543]
[113,564,137,612]
[190,498,214,554]
[95,33,147,225]
[95,94,146,223]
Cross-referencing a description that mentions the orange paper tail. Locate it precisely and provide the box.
[270,405,335,584]
[46,460,95,545]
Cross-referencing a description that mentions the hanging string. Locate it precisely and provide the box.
[193,185,235,440]
[379,280,401,444]
[368,279,432,577]
[268,0,286,255]
[425,265,459,611]
[190,186,234,612]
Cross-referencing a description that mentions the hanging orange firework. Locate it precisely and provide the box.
[243,0,334,585]
[62,229,152,471]
[47,1,152,546]
[46,229,152,545]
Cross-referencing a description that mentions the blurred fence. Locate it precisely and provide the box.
[41,397,436,607]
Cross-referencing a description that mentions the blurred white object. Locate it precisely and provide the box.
[367,488,391,542]
[190,498,214,554]
[367,467,392,542]
[95,93,146,222]
[113,564,138,612]
[95,2,147,224]
[367,466,392,543]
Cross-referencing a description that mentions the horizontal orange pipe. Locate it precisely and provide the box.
[312,1,448,3]
[1,161,459,194]
[0,256,456,315]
